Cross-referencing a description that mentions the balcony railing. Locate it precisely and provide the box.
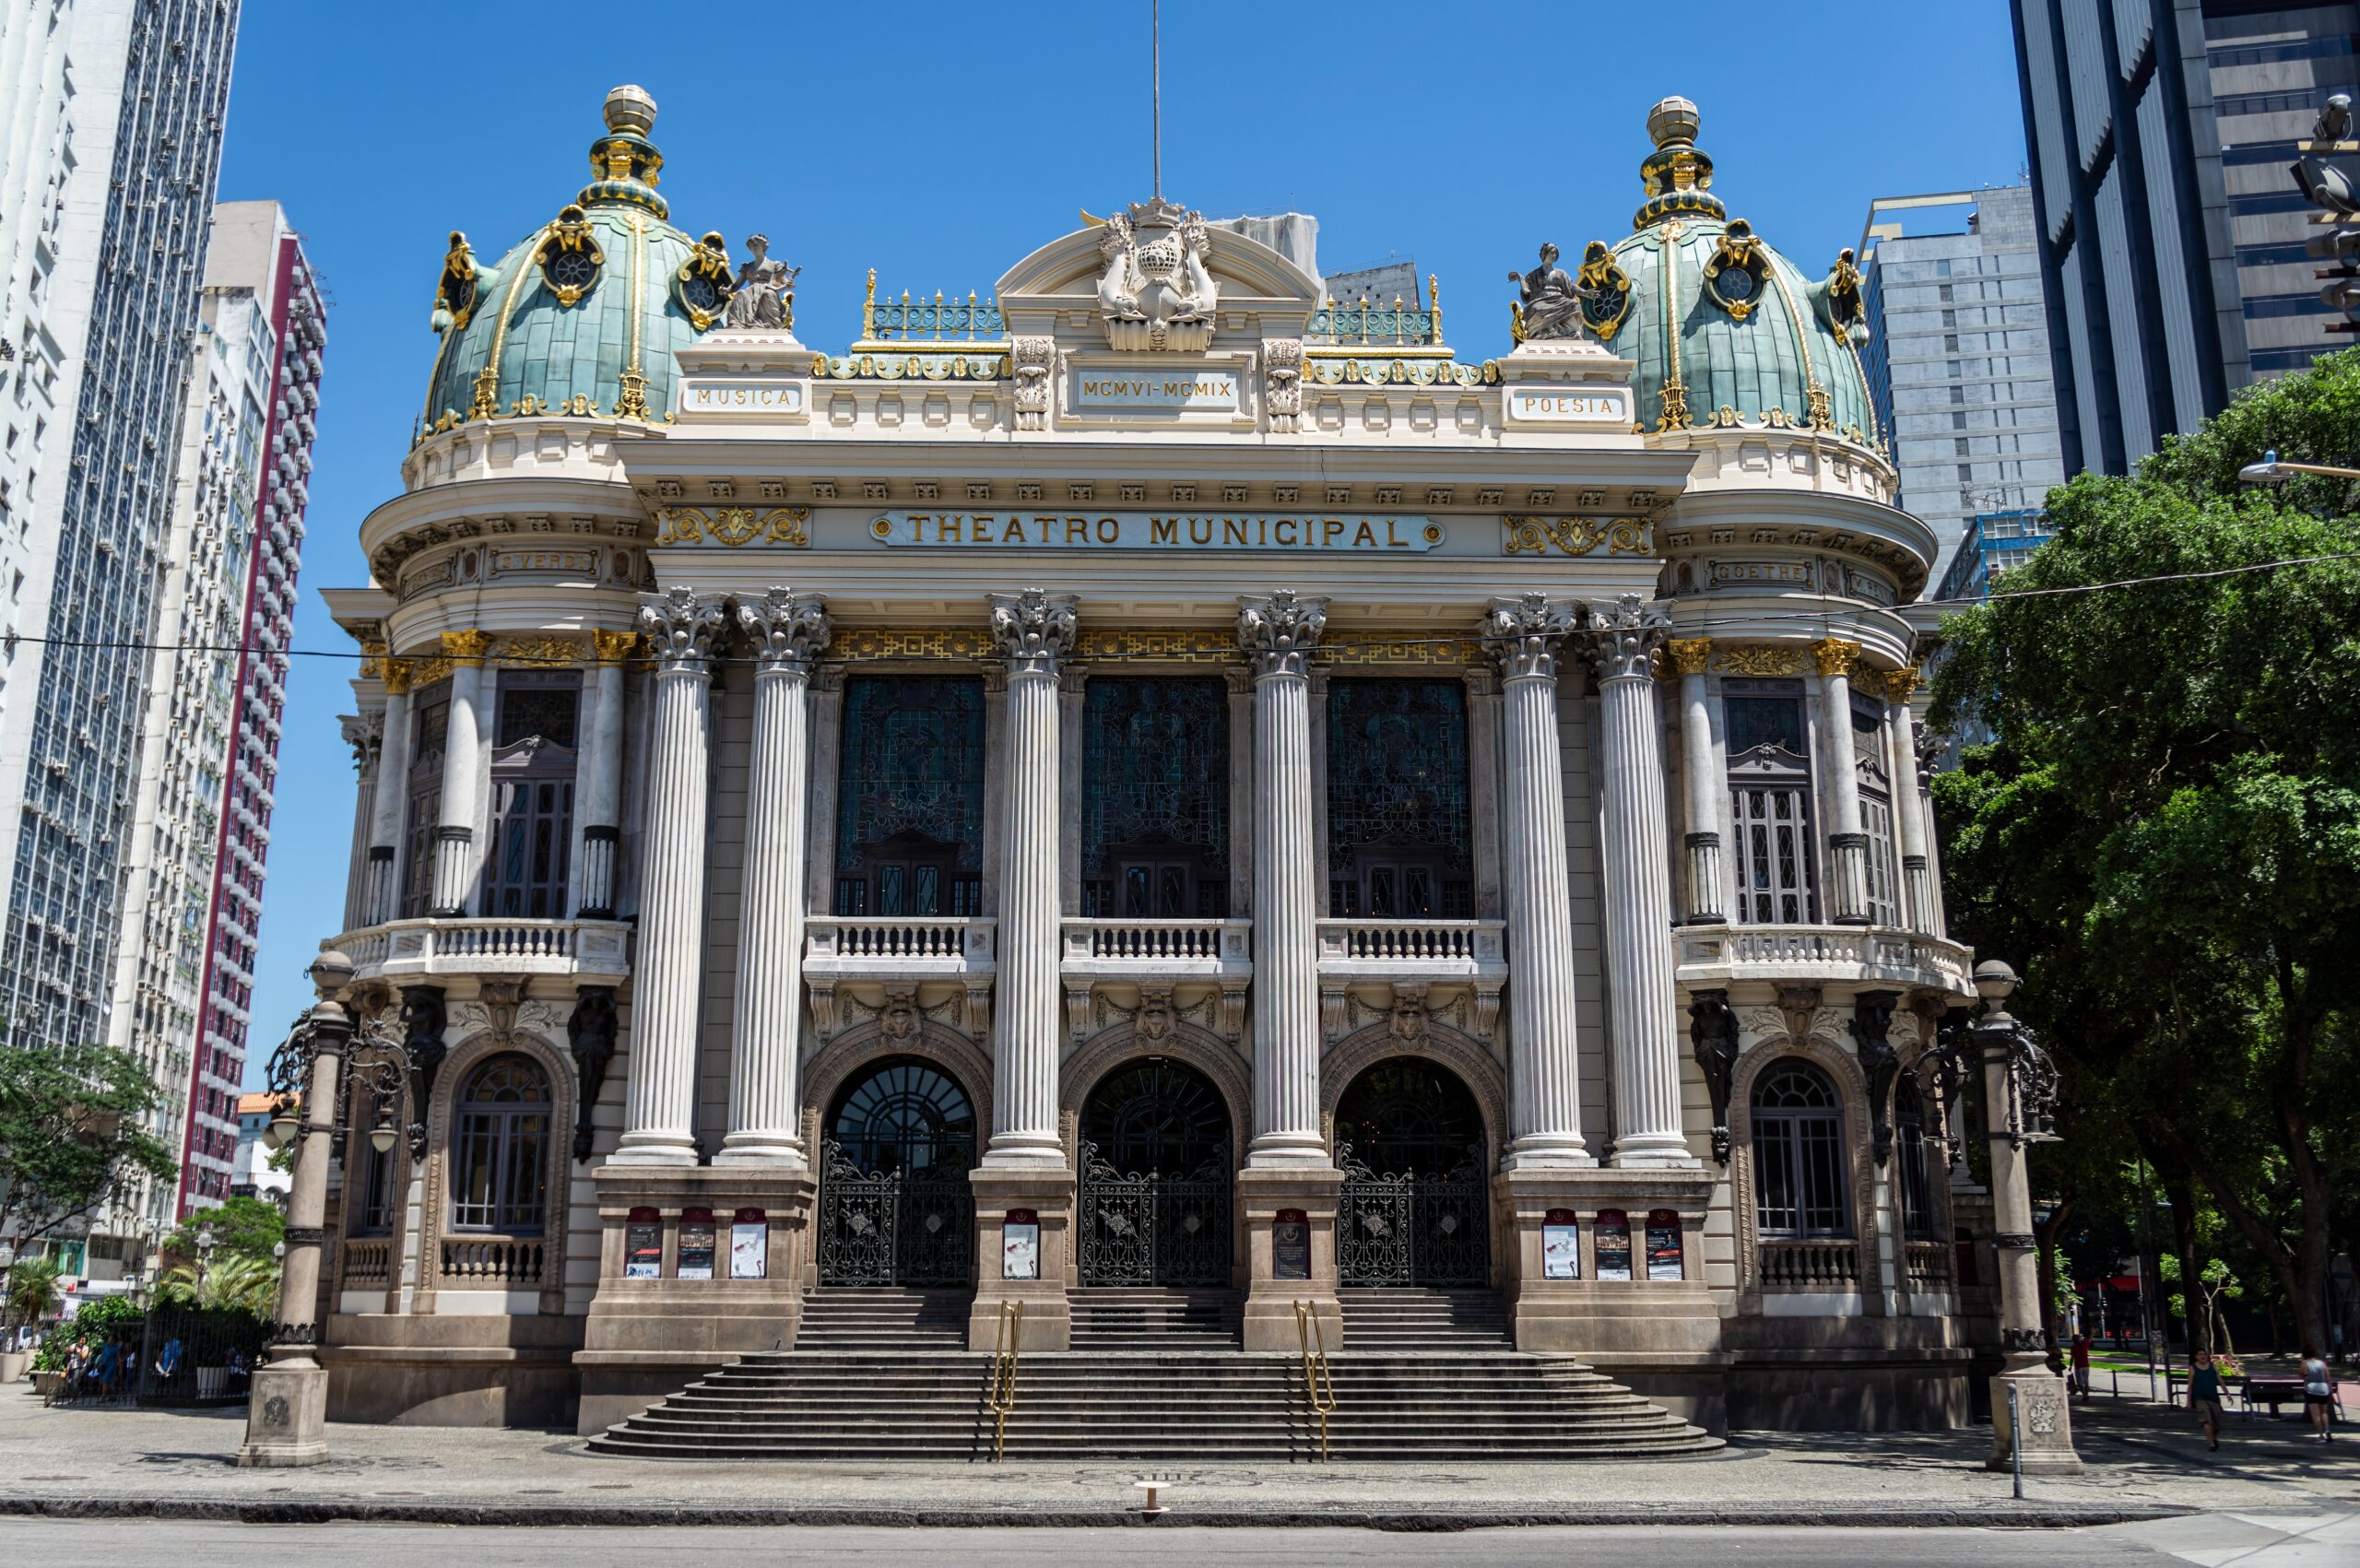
[1758,1237,1862,1291]
[439,1234,545,1288]
[341,1237,393,1289]
[1316,918,1506,979]
[1903,1239,1953,1291]
[805,916,995,974]
[329,917,633,983]
[1674,923,1973,995]
[1061,917,1251,977]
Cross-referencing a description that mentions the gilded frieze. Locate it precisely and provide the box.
[655,505,810,548]
[831,628,994,661]
[1715,643,1803,678]
[1501,515,1656,558]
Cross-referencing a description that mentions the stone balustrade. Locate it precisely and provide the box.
[1315,917,1507,980]
[340,1237,393,1288]
[804,916,996,973]
[1674,923,1972,993]
[328,917,633,983]
[440,1235,545,1287]
[1904,1239,1953,1291]
[1060,917,1252,978]
[1758,1237,1863,1291]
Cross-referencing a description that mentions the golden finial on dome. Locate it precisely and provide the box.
[604,84,657,136]
[1635,94,1724,228]
[1646,95,1700,149]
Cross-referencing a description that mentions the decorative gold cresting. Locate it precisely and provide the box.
[1666,638,1712,677]
[442,629,496,667]
[1810,637,1861,678]
[1719,644,1803,678]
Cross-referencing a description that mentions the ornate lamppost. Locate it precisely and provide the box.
[1929,959,2080,1475]
[236,950,353,1468]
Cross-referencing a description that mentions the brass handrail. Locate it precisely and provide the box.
[985,1298,1024,1461]
[1294,1299,1337,1461]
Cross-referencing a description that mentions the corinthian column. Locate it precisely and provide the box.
[1666,637,1724,924]
[1484,595,1592,1168]
[984,590,1076,1166]
[719,590,830,1167]
[1812,636,1870,925]
[429,630,493,915]
[1587,595,1694,1167]
[575,629,636,919]
[365,661,415,924]
[609,587,723,1167]
[1238,591,1328,1167]
[1882,665,1933,934]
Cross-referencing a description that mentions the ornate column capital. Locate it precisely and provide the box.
[1235,590,1328,678]
[1581,593,1670,683]
[1481,593,1579,681]
[380,657,416,696]
[1811,636,1862,679]
[1880,662,1922,704]
[988,589,1078,677]
[591,627,643,665]
[440,629,495,667]
[737,588,831,675]
[340,711,384,774]
[1666,637,1712,678]
[639,586,725,675]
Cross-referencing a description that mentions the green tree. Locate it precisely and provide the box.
[3,1255,62,1329]
[0,1042,179,1243]
[150,1252,278,1316]
[1931,347,2360,1359]
[163,1196,284,1268]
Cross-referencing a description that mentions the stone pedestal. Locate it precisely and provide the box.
[1239,1165,1343,1352]
[966,1164,1075,1350]
[1989,1369,2082,1474]
[573,1164,816,1434]
[237,1353,330,1467]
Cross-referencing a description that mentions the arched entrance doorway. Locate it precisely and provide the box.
[1077,1057,1233,1286]
[1334,1057,1490,1287]
[818,1057,977,1286]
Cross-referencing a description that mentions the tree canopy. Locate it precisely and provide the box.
[1931,348,2360,1354]
[164,1195,285,1268]
[0,1042,179,1244]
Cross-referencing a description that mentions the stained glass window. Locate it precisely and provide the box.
[1752,1061,1848,1237]
[1325,678,1471,917]
[1082,678,1229,917]
[834,677,986,917]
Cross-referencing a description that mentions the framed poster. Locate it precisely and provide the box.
[1542,1208,1581,1280]
[677,1206,717,1279]
[1595,1208,1633,1281]
[730,1207,767,1279]
[1002,1208,1040,1280]
[1646,1208,1685,1281]
[624,1206,663,1279]
[1272,1208,1311,1280]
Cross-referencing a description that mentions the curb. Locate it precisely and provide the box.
[0,1496,2199,1530]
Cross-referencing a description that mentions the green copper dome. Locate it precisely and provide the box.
[1568,99,1880,446]
[419,86,728,432]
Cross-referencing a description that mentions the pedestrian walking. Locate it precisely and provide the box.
[2070,1332,2093,1400]
[2189,1348,2225,1451]
[2302,1346,2335,1443]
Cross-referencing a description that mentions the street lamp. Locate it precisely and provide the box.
[2236,449,2360,486]
[195,1225,217,1290]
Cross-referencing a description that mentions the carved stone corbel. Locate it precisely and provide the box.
[963,982,993,1044]
[1216,983,1248,1043]
[1776,983,1822,1046]
[565,985,619,1162]
[1471,983,1504,1045]
[1319,981,1349,1043]
[808,980,839,1043]
[1850,988,1903,1164]
[1135,984,1176,1043]
[1386,982,1431,1047]
[1066,983,1095,1048]
[1687,987,1740,1164]
[879,984,921,1043]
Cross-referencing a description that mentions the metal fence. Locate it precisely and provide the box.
[136,1308,272,1406]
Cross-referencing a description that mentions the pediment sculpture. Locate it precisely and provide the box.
[1091,196,1219,351]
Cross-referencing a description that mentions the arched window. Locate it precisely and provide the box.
[1894,1075,1935,1240]
[1752,1060,1848,1237]
[449,1055,551,1232]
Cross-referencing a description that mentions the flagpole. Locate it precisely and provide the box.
[1152,0,1162,199]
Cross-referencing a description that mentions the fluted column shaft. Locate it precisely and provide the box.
[721,592,829,1166]
[1590,595,1694,1167]
[1812,637,1870,925]
[985,591,1076,1165]
[611,590,722,1167]
[1239,592,1328,1166]
[1882,666,1933,935]
[576,631,632,918]
[430,631,492,915]
[365,681,412,924]
[1485,595,1591,1167]
[1667,638,1724,923]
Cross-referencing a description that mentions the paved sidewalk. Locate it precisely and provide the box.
[1,1384,2352,1528]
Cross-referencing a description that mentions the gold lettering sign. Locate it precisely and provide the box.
[867,511,1445,553]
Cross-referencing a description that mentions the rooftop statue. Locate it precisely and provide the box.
[726,233,800,330]
[1508,242,1586,342]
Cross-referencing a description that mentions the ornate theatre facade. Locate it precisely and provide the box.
[315,85,1993,1437]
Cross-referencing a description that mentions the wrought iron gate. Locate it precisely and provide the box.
[817,1138,974,1286]
[1336,1141,1491,1286]
[1078,1141,1231,1286]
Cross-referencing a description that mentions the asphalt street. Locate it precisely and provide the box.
[0,1515,2354,1566]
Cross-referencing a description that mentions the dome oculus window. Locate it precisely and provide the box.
[536,206,605,308]
[1703,218,1769,322]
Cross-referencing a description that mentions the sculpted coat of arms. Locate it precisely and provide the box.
[1091,196,1220,351]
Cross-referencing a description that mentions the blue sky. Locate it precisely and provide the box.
[221,0,2032,1078]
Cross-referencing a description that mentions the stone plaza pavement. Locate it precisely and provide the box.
[2,1385,2354,1529]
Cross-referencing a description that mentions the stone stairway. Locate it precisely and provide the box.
[586,1348,1720,1461]
[1338,1287,1516,1350]
[1069,1289,1242,1350]
[795,1288,971,1351]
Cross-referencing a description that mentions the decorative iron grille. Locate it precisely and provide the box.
[816,1138,974,1286]
[1336,1140,1490,1287]
[1077,1140,1232,1286]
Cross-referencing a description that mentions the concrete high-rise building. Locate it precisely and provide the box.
[1858,186,2070,594]
[2011,1,2360,476]
[0,0,238,1097]
[106,200,323,1229]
